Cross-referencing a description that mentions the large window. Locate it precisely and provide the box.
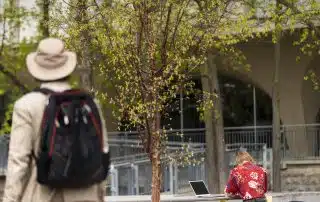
[163,74,272,129]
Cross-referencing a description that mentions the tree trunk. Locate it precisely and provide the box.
[201,54,226,193]
[210,56,227,193]
[39,0,50,37]
[150,112,162,202]
[272,39,281,191]
[8,0,20,43]
[76,0,93,90]
[151,140,161,202]
[272,0,281,192]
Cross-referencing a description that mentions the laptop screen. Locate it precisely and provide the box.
[189,181,210,195]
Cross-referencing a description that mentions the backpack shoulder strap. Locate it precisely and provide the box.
[33,87,55,95]
[33,88,85,95]
[31,87,56,160]
[63,88,92,95]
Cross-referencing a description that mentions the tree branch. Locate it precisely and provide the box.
[92,0,114,48]
[160,4,172,69]
[39,0,50,37]
[169,0,189,49]
[0,64,29,93]
[278,0,320,37]
[0,8,29,93]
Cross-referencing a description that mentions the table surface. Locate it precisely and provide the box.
[105,194,235,202]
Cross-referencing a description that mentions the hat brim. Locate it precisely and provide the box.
[26,51,77,81]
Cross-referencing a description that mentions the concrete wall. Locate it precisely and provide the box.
[281,160,320,192]
[269,192,320,202]
[301,56,320,124]
[230,36,317,126]
[218,34,320,127]
[217,35,320,157]
[220,38,305,125]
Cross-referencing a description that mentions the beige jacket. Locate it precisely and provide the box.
[3,82,109,202]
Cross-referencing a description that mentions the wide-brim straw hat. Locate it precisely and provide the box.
[26,38,77,81]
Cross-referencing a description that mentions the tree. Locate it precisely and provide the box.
[37,0,50,37]
[49,0,265,200]
[74,0,94,89]
[272,0,282,192]
[0,0,31,93]
[0,0,40,133]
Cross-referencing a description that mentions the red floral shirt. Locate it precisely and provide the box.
[225,162,267,200]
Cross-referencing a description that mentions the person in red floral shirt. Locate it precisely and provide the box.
[224,150,268,202]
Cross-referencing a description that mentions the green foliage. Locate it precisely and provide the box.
[70,75,80,88]
[0,103,13,135]
[284,1,320,90]
[48,6,261,186]
[48,0,319,163]
[0,0,42,133]
[304,69,320,91]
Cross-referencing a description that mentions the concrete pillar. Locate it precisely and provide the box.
[0,176,6,200]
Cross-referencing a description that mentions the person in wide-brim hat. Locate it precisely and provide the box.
[3,37,108,202]
[26,38,77,81]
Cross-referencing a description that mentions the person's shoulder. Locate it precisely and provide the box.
[14,91,46,110]
[253,164,267,174]
[233,165,242,173]
[260,166,267,173]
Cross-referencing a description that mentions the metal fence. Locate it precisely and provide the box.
[106,124,320,195]
[225,124,320,160]
[0,124,320,195]
[281,124,320,159]
[107,139,270,196]
[0,134,9,176]
[109,124,320,160]
[107,152,207,196]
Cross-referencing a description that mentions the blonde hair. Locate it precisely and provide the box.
[235,151,255,165]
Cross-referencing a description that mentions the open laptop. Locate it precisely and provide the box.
[189,180,227,199]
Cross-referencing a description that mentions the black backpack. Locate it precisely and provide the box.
[33,88,110,188]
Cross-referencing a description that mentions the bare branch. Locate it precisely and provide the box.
[159,4,172,71]
[92,0,115,48]
[0,64,29,93]
[0,7,28,93]
[170,0,190,48]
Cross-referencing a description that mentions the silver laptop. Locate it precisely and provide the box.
[189,180,227,199]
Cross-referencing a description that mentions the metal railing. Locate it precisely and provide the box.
[0,134,9,176]
[106,124,320,195]
[281,124,320,159]
[0,124,320,195]
[107,143,270,196]
[108,124,320,160]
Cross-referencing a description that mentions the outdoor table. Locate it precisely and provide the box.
[104,194,241,202]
